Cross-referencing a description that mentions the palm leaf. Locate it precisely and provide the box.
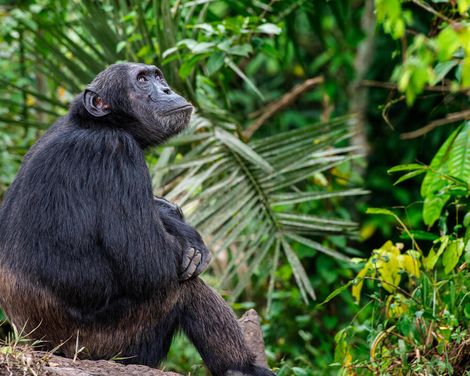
[158,114,362,301]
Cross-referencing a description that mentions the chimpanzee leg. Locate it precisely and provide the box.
[119,305,181,367]
[179,278,274,376]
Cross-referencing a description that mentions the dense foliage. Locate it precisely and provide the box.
[0,0,469,375]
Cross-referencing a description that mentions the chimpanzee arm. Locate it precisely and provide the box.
[154,197,211,280]
[6,127,183,309]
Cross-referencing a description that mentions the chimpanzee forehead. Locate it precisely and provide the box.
[129,63,153,69]
[89,63,162,88]
[128,63,159,73]
[102,62,161,76]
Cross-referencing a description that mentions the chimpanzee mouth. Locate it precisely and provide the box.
[162,104,193,116]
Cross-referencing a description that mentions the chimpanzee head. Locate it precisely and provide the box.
[82,63,193,147]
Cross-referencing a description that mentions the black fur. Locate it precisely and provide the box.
[0,63,274,376]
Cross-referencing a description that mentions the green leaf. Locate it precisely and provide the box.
[393,169,426,185]
[442,239,465,274]
[421,125,461,197]
[366,208,396,217]
[432,60,459,85]
[206,52,225,76]
[457,0,470,15]
[436,27,461,61]
[257,23,282,35]
[317,281,353,307]
[463,57,470,87]
[162,46,178,59]
[179,55,205,79]
[424,236,449,271]
[446,122,470,182]
[405,230,439,241]
[226,44,253,57]
[387,163,425,173]
[190,42,215,54]
[423,194,450,226]
[420,122,470,225]
[116,41,127,53]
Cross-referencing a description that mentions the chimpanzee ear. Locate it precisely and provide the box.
[83,89,111,117]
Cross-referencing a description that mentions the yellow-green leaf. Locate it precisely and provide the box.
[386,293,409,318]
[366,208,396,217]
[436,27,461,61]
[376,252,401,293]
[423,194,450,226]
[318,280,354,307]
[458,0,470,14]
[398,253,420,277]
[442,239,465,274]
[424,236,449,270]
[352,263,370,303]
[462,57,470,87]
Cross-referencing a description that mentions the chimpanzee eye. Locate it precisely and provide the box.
[155,70,164,80]
[137,75,148,83]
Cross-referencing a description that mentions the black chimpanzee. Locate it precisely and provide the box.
[0,63,274,376]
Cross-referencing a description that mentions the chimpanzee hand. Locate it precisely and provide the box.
[154,196,212,281]
[179,244,212,281]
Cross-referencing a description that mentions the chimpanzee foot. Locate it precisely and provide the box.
[179,246,212,281]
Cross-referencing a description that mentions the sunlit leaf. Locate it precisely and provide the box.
[442,239,465,274]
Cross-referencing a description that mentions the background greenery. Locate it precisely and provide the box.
[0,0,469,375]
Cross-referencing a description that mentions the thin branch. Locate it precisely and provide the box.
[242,76,324,140]
[410,0,456,24]
[400,109,470,139]
[382,95,406,130]
[360,277,420,303]
[361,79,469,93]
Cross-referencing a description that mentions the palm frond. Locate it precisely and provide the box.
[158,114,363,301]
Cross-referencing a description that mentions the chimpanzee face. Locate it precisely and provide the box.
[83,63,193,147]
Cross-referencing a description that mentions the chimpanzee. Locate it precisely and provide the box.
[0,63,274,376]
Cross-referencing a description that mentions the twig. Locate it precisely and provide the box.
[361,79,469,93]
[410,0,455,24]
[242,76,324,140]
[361,277,419,303]
[400,109,470,139]
[381,95,405,130]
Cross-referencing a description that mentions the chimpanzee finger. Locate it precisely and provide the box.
[179,249,202,281]
[180,247,196,273]
[194,250,212,277]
